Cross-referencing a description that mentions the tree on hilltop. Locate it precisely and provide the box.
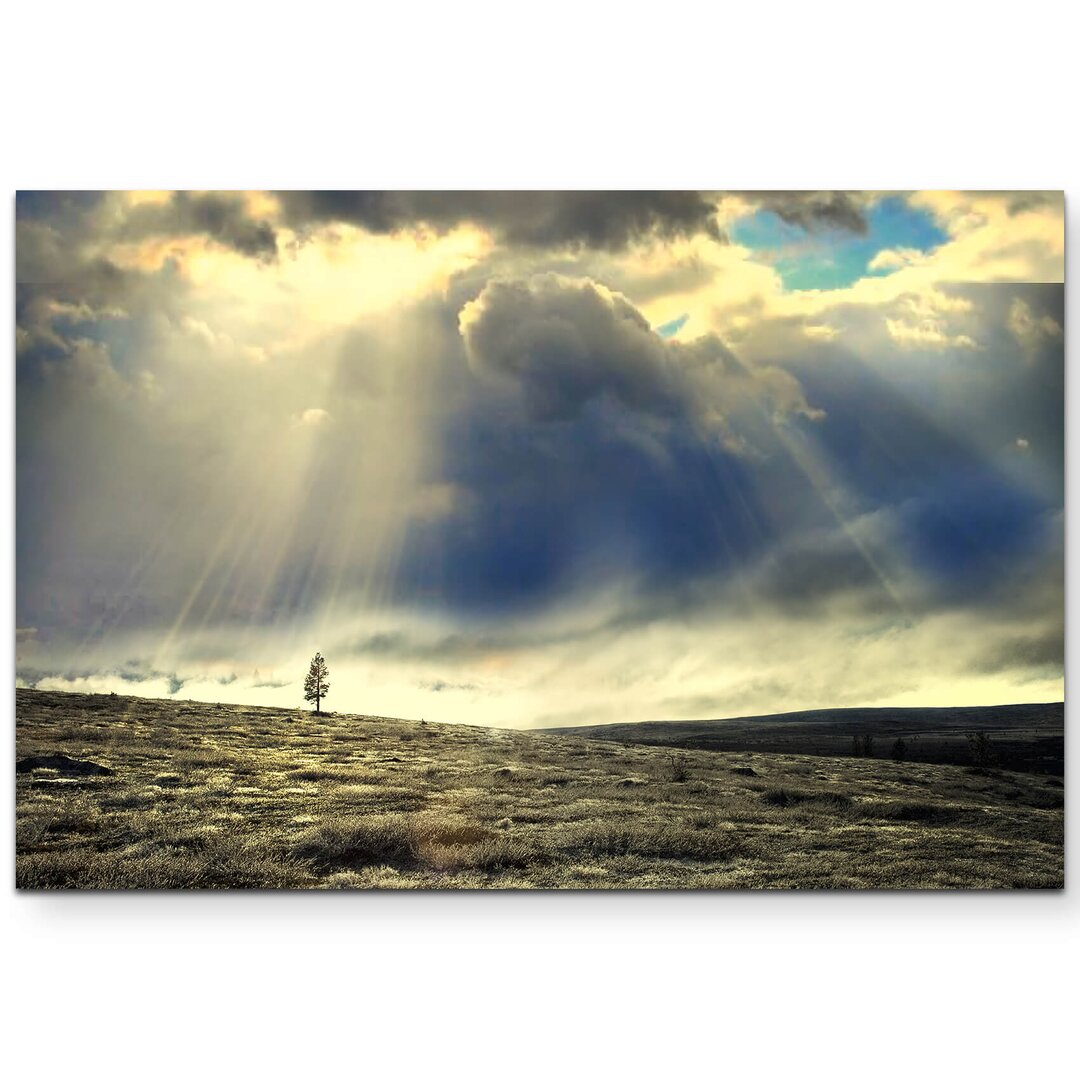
[304,652,330,714]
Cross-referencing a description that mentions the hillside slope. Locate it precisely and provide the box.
[539,703,1065,775]
[16,689,1063,889]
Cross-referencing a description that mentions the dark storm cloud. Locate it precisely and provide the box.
[17,193,113,286]
[458,273,818,427]
[16,190,105,228]
[968,622,1064,675]
[1000,191,1062,216]
[278,191,726,250]
[746,191,871,234]
[118,192,278,260]
[378,275,830,615]
[460,274,690,421]
[17,190,279,264]
[401,418,776,612]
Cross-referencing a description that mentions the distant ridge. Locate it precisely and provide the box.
[539,702,1063,735]
[538,702,1064,774]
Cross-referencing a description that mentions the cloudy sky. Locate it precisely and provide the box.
[15,190,1064,726]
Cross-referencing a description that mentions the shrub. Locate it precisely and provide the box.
[668,754,690,782]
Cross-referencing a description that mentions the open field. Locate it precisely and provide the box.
[543,704,1065,775]
[15,689,1064,889]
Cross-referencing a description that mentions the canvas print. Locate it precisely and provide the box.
[15,191,1064,889]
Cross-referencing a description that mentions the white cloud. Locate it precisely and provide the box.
[868,247,928,272]
[884,318,977,350]
[881,289,978,350]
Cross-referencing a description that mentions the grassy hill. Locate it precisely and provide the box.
[540,703,1065,775]
[15,689,1064,889]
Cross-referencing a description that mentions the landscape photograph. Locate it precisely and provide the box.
[15,189,1065,889]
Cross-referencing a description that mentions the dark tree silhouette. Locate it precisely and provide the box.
[304,652,330,714]
[966,730,996,768]
[891,737,908,763]
[852,734,876,758]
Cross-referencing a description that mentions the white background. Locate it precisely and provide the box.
[2,3,1075,1077]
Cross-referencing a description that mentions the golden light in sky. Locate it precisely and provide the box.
[15,191,1064,726]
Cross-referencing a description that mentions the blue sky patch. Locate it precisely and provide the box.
[655,313,689,338]
[730,196,948,291]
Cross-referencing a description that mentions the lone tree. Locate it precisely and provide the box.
[304,652,330,714]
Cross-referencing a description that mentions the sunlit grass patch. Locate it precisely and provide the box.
[101,789,158,811]
[557,819,747,862]
[290,762,384,784]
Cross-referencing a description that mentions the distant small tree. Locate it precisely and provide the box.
[890,737,908,763]
[966,730,996,768]
[852,734,876,758]
[304,652,330,714]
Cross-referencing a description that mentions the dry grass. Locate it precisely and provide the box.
[15,689,1064,890]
